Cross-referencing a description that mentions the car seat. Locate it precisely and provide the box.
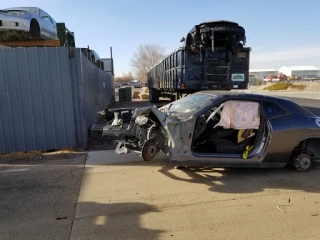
[207,128,255,154]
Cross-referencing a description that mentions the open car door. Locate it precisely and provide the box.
[172,99,272,167]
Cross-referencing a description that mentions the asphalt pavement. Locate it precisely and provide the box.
[0,154,86,240]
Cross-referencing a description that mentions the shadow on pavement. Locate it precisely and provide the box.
[72,201,165,240]
[158,161,320,194]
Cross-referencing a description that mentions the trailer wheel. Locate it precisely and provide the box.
[170,94,176,102]
[149,88,159,103]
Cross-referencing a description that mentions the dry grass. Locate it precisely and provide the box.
[263,82,293,90]
[289,84,307,90]
[0,148,85,163]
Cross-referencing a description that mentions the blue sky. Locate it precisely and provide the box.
[2,0,320,76]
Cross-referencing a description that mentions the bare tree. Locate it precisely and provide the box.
[130,44,166,83]
[114,71,134,83]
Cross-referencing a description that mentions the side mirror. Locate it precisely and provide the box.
[180,37,185,43]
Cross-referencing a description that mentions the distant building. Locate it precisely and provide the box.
[249,69,278,80]
[278,66,320,79]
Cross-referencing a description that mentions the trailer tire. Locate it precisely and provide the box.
[149,88,160,103]
[170,94,177,102]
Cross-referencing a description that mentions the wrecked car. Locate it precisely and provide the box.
[90,91,320,172]
[0,7,58,41]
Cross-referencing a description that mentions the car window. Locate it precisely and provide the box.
[262,101,288,119]
[160,94,215,119]
[41,16,52,23]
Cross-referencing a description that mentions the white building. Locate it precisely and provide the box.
[249,69,278,80]
[278,66,320,79]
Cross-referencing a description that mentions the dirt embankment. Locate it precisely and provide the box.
[249,82,320,91]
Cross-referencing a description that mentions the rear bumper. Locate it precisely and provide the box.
[0,16,29,32]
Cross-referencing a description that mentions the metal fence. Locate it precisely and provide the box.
[0,47,114,153]
[70,49,114,149]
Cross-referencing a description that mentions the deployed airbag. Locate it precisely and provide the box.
[214,100,260,130]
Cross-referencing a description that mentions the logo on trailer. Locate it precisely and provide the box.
[231,74,245,81]
[315,118,320,127]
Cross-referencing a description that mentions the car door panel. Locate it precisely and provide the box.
[38,10,55,39]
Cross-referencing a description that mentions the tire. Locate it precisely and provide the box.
[29,19,40,39]
[170,94,177,102]
[149,88,160,103]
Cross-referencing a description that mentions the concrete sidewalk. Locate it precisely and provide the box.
[70,150,320,240]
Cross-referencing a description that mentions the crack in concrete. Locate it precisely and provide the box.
[68,156,86,240]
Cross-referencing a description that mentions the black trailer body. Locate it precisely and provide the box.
[147,20,251,103]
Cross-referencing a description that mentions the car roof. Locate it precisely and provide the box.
[194,90,316,117]
[3,7,39,12]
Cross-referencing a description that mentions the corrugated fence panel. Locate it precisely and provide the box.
[70,49,114,149]
[0,47,77,153]
[0,47,114,153]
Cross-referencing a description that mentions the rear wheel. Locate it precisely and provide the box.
[29,19,40,39]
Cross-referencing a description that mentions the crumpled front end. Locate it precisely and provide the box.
[90,105,184,161]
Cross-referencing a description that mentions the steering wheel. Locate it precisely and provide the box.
[206,104,224,123]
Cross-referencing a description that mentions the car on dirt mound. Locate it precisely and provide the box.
[0,7,58,41]
[90,91,320,172]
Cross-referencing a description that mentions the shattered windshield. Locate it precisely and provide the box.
[161,94,215,118]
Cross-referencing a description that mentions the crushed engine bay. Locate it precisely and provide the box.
[90,105,184,161]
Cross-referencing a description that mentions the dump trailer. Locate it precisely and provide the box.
[147,20,251,103]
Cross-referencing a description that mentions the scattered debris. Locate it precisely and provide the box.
[276,205,285,213]
[0,148,85,163]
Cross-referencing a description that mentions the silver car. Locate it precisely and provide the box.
[0,7,58,41]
